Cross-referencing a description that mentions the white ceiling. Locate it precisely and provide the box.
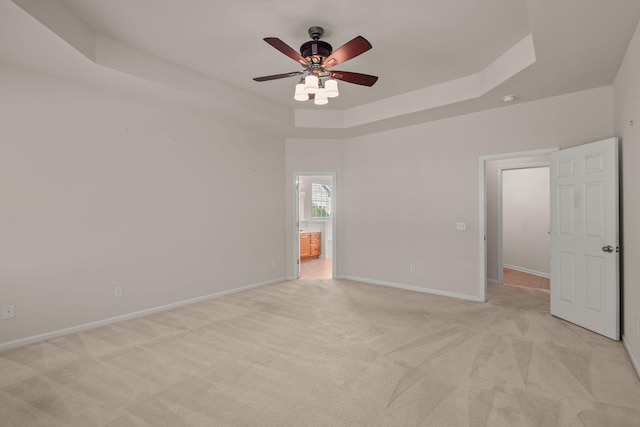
[2,0,640,137]
[59,0,532,109]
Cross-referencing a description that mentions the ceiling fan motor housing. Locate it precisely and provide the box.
[300,40,332,62]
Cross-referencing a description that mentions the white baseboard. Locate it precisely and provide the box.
[503,264,550,279]
[487,278,500,285]
[341,276,484,302]
[622,335,640,380]
[0,277,286,352]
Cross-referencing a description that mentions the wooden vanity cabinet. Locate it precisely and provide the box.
[300,233,310,258]
[300,232,321,259]
[309,232,321,257]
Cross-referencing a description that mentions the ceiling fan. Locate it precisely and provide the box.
[253,26,378,105]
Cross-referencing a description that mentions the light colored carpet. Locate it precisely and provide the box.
[1,280,639,426]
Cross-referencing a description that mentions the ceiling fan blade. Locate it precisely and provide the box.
[253,71,304,82]
[329,71,378,87]
[263,37,310,67]
[323,36,372,67]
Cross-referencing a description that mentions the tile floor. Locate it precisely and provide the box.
[503,267,550,290]
[299,257,332,279]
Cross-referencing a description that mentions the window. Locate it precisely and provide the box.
[311,183,331,219]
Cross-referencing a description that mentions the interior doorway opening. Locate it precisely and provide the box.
[481,139,620,339]
[294,173,336,279]
[479,148,558,301]
[499,165,551,292]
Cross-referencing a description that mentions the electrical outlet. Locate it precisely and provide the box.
[456,222,467,231]
[409,264,416,273]
[114,287,123,298]
[3,304,15,319]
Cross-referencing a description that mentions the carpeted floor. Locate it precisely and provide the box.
[1,280,639,426]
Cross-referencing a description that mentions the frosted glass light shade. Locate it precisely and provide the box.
[314,88,328,105]
[304,75,319,94]
[294,83,308,101]
[324,79,339,98]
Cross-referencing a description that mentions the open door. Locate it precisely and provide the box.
[295,178,304,279]
[550,138,619,340]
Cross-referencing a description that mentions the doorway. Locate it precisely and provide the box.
[480,139,620,339]
[499,165,550,291]
[294,173,336,279]
[479,148,558,301]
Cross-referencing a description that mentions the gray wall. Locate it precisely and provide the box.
[340,88,612,299]
[0,65,286,346]
[287,87,613,300]
[502,167,550,275]
[614,18,640,372]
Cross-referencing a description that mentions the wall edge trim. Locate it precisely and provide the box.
[341,275,484,302]
[622,334,640,380]
[0,277,286,352]
[503,264,550,279]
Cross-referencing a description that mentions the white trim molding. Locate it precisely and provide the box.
[623,335,640,379]
[341,276,484,302]
[0,277,286,352]
[503,264,550,279]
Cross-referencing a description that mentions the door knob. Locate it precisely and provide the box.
[602,245,614,253]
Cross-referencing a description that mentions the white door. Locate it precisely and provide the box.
[550,138,619,340]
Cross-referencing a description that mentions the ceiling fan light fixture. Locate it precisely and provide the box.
[254,28,378,106]
[294,83,309,101]
[325,79,339,98]
[304,75,319,94]
[314,88,328,105]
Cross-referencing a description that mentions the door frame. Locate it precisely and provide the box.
[479,148,558,301]
[293,171,337,279]
[496,163,550,285]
